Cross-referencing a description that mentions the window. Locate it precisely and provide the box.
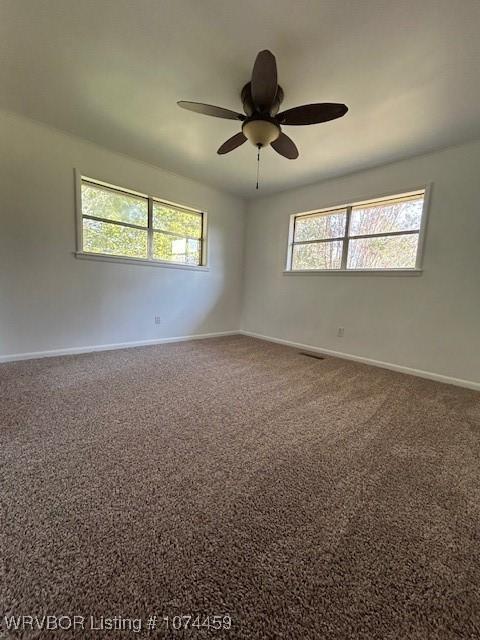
[78,177,205,267]
[286,190,427,272]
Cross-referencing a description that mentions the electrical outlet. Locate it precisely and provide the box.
[337,327,344,337]
[154,316,161,325]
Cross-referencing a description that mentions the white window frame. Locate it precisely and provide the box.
[284,185,431,275]
[74,170,208,271]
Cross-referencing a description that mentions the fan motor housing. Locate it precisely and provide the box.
[241,83,284,117]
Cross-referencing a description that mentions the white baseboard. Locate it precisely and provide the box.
[3,329,478,392]
[0,331,239,364]
[240,330,480,392]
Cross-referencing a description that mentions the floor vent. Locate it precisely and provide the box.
[299,352,325,360]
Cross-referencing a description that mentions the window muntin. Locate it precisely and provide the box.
[80,179,205,266]
[294,209,347,242]
[152,202,202,239]
[288,191,426,272]
[349,195,423,236]
[292,240,343,270]
[152,233,201,265]
[83,219,148,259]
[81,182,148,227]
[347,234,418,270]
[151,200,203,265]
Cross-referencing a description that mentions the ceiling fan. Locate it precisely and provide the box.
[178,50,348,172]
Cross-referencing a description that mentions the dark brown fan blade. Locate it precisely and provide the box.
[277,103,348,125]
[271,132,299,159]
[177,101,245,121]
[217,132,247,155]
[251,50,278,112]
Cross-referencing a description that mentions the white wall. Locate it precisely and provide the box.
[242,140,480,385]
[0,110,245,359]
[2,109,479,387]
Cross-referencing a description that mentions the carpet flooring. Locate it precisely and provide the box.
[1,335,480,639]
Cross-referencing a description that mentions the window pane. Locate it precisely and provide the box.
[152,231,201,265]
[294,210,346,242]
[83,219,148,258]
[347,233,419,269]
[81,182,148,226]
[292,241,343,270]
[153,203,202,238]
[350,196,423,236]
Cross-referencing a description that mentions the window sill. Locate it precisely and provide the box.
[283,268,423,276]
[74,252,209,271]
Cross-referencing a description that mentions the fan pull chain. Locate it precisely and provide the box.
[256,145,261,190]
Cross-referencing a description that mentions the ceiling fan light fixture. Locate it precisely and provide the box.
[242,119,280,147]
[178,49,349,181]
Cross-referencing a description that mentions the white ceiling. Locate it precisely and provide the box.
[1,0,480,198]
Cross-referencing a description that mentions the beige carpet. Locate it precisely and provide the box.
[1,335,480,639]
